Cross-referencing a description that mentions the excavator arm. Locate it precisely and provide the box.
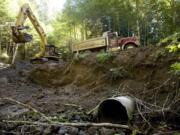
[12,3,47,58]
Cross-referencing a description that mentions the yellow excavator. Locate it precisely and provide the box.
[11,3,59,63]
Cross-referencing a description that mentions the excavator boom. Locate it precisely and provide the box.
[12,3,47,58]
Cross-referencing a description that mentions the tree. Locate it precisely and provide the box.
[0,0,10,23]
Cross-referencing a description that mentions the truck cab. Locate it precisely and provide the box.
[103,31,140,50]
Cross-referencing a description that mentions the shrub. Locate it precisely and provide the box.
[158,32,180,46]
[58,45,73,61]
[74,51,91,61]
[109,67,130,81]
[166,44,180,53]
[171,62,180,76]
[152,49,167,60]
[96,51,114,63]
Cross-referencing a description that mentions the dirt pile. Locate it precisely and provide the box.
[30,46,179,105]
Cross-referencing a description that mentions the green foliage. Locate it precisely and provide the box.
[74,51,91,62]
[0,0,12,38]
[173,132,180,135]
[0,0,9,23]
[0,0,13,59]
[58,45,73,61]
[166,44,180,53]
[152,49,167,60]
[50,115,69,122]
[171,62,180,76]
[113,133,126,135]
[50,111,89,123]
[96,51,114,63]
[159,32,180,46]
[109,67,130,81]
[131,129,139,135]
[153,32,180,64]
[0,23,12,53]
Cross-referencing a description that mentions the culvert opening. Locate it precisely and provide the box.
[98,99,129,124]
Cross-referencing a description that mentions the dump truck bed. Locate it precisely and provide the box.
[71,37,107,52]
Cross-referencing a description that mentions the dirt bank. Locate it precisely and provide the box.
[0,46,179,134]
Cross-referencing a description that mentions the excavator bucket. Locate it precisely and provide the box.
[12,32,33,44]
[21,32,33,43]
[11,26,33,44]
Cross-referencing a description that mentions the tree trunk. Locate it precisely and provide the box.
[73,24,76,40]
[127,21,130,37]
[136,20,140,40]
[170,0,176,32]
[135,0,141,40]
[84,20,88,40]
[0,42,1,55]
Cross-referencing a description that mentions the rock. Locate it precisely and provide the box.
[0,77,8,85]
[74,115,81,121]
[87,127,98,135]
[58,126,68,135]
[78,130,88,135]
[19,77,27,83]
[69,114,81,122]
[58,126,79,135]
[36,126,45,134]
[99,127,116,135]
[43,127,51,134]
[72,120,79,123]
[0,101,5,106]
[19,69,30,77]
[70,114,83,122]
[120,132,126,135]
[0,62,10,69]
[115,130,126,135]
[69,127,79,135]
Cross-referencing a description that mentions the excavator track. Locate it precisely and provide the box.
[30,56,59,64]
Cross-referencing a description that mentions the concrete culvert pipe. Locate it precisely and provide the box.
[98,96,135,124]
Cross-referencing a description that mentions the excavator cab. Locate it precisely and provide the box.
[30,45,60,64]
[45,45,57,56]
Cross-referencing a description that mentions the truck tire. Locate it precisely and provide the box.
[124,44,136,50]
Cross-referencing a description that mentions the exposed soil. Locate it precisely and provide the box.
[0,46,179,134]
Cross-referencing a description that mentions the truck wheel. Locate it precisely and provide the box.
[124,44,136,50]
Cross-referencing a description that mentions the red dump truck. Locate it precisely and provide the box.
[71,31,140,52]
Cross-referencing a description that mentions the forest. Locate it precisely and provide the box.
[0,0,180,135]
[0,0,180,47]
[51,0,180,46]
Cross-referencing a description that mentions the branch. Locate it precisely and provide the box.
[136,102,151,127]
[87,105,99,115]
[0,97,52,123]
[2,120,131,130]
[149,78,171,91]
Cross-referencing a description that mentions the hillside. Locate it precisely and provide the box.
[0,45,179,134]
